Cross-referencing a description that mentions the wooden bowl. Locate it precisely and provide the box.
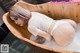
[3,1,80,53]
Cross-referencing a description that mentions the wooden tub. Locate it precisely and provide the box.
[2,1,80,53]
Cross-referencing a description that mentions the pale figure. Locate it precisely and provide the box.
[9,5,77,46]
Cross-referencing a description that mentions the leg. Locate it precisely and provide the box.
[51,23,75,46]
[61,19,77,29]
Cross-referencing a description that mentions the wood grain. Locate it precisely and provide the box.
[3,1,80,53]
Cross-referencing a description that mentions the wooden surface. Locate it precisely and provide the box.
[15,1,80,23]
[3,1,80,53]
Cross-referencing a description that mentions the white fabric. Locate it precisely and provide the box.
[30,23,80,52]
[50,20,70,35]
[28,12,53,36]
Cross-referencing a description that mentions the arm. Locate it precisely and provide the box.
[28,26,51,41]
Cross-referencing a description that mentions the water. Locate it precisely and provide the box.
[30,23,80,52]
